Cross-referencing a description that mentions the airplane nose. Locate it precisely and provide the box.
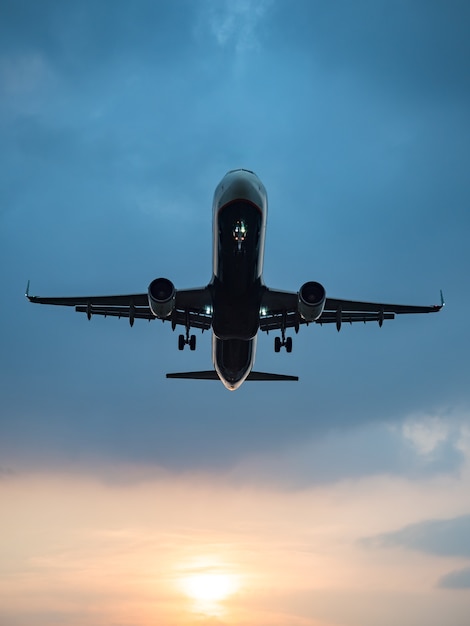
[216,170,265,209]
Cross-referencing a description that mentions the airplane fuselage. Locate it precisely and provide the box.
[210,169,268,390]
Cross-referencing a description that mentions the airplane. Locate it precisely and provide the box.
[26,168,444,391]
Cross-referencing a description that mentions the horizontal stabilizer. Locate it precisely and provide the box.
[247,371,298,381]
[166,370,219,380]
[166,370,298,381]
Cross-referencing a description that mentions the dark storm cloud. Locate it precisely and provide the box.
[362,515,470,558]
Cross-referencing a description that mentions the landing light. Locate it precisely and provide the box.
[205,305,213,315]
[260,307,268,316]
[233,220,247,242]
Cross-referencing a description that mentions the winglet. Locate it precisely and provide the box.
[440,289,445,308]
[25,280,30,299]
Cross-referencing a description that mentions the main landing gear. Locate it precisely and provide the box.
[178,332,196,351]
[274,315,293,353]
[274,335,292,353]
[274,310,293,353]
[177,310,196,351]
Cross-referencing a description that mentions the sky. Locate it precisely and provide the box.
[1,0,470,624]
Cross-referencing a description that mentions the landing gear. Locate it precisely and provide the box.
[178,333,196,351]
[274,314,293,353]
[178,311,196,351]
[274,335,293,352]
[178,309,197,351]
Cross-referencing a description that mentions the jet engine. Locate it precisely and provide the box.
[148,277,176,318]
[298,281,326,322]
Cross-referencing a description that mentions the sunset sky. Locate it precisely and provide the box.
[1,1,470,625]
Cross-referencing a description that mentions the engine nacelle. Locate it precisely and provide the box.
[148,277,176,319]
[298,281,326,322]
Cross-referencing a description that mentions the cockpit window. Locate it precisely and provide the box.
[227,168,255,175]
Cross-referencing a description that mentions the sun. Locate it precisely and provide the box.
[181,572,239,603]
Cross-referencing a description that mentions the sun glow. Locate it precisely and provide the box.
[181,572,239,603]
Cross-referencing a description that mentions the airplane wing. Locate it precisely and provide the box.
[260,287,444,332]
[26,282,213,330]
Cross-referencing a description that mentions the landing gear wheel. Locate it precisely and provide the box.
[285,337,293,353]
[189,334,196,351]
[274,336,281,353]
[178,334,185,351]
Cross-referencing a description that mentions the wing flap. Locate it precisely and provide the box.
[73,305,212,329]
[318,312,395,324]
[260,310,395,331]
[75,305,154,320]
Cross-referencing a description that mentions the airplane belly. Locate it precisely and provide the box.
[214,201,265,285]
[211,200,264,340]
[211,292,260,340]
[213,336,256,391]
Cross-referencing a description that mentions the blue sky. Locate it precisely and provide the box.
[1,2,470,625]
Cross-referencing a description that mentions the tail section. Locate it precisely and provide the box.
[166,370,298,381]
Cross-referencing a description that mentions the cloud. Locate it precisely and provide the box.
[402,416,450,455]
[230,415,466,489]
[362,515,470,558]
[0,52,58,119]
[438,566,470,589]
[394,414,468,472]
[204,0,272,52]
[265,1,470,104]
[0,53,53,96]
